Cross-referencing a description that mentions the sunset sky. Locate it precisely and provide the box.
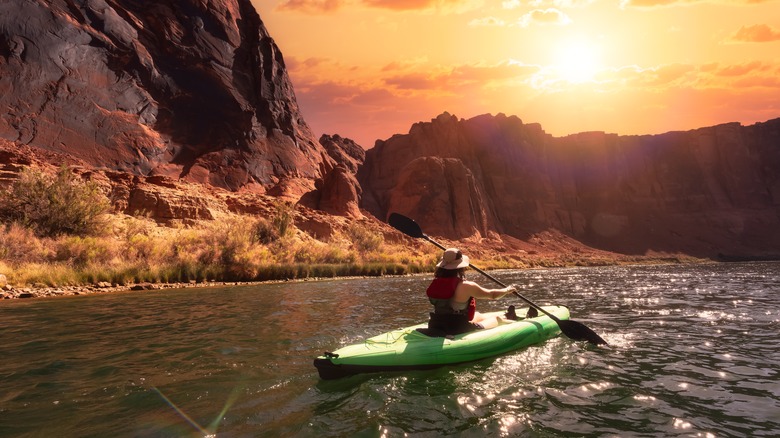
[251,0,780,148]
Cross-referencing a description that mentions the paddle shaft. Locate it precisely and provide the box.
[388,212,607,344]
[421,235,562,322]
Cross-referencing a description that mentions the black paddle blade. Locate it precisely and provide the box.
[388,213,424,238]
[559,320,608,345]
[389,211,609,346]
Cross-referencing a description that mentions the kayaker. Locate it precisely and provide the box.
[425,247,516,336]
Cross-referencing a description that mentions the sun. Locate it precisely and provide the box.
[552,40,602,83]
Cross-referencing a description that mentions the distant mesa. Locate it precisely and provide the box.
[358,112,780,258]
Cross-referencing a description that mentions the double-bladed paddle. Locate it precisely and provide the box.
[388,212,608,346]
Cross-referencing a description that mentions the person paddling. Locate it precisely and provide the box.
[424,247,516,336]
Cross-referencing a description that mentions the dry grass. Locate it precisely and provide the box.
[0,168,698,291]
[0,211,437,288]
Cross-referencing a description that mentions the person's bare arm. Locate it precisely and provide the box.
[456,281,515,301]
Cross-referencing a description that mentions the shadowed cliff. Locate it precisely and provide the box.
[359,112,780,258]
[2,1,778,261]
[0,0,331,195]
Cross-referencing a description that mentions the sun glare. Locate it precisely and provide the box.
[552,40,602,83]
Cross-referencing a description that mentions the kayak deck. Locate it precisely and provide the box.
[314,305,569,380]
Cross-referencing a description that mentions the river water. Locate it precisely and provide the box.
[1,262,778,437]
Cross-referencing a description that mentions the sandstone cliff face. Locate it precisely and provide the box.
[299,134,365,217]
[0,0,332,195]
[359,113,780,257]
[320,134,365,174]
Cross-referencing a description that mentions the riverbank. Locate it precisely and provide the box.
[0,274,407,300]
[1,164,761,302]
[0,278,326,300]
[5,263,779,437]
[0,279,200,299]
[1,252,713,300]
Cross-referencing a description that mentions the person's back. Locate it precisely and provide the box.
[423,248,515,336]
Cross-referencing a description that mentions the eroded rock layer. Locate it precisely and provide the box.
[359,113,780,257]
[0,0,331,195]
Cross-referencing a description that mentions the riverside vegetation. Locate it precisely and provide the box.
[0,167,704,299]
[0,167,438,298]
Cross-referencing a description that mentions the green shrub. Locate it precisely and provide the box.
[253,217,279,244]
[271,200,294,238]
[0,167,111,237]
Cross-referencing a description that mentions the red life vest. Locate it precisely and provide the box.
[426,277,476,321]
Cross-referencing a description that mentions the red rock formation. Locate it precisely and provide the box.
[359,113,780,257]
[316,166,362,217]
[0,0,332,196]
[320,134,365,174]
[298,134,366,217]
[386,157,491,238]
[0,139,235,223]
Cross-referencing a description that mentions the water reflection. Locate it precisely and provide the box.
[1,263,779,437]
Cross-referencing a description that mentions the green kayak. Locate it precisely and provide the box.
[314,305,569,380]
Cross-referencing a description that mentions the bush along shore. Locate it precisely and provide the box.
[0,166,710,300]
[0,167,440,299]
[0,210,439,300]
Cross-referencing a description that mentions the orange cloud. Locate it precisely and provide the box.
[362,0,436,9]
[452,62,541,81]
[529,0,596,6]
[597,61,780,91]
[383,61,540,92]
[285,51,780,147]
[519,8,572,27]
[621,0,775,7]
[644,63,696,85]
[361,0,482,12]
[731,24,780,42]
[276,0,343,13]
[715,61,769,76]
[385,73,442,90]
[277,0,483,13]
[468,16,506,26]
[733,75,780,88]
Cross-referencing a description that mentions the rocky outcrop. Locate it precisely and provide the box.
[359,112,780,257]
[385,156,491,238]
[316,166,362,217]
[0,0,332,196]
[320,134,365,174]
[0,139,244,223]
[298,134,366,217]
[124,177,218,221]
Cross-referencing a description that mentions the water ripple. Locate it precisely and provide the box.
[1,263,779,437]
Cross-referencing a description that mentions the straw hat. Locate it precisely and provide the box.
[436,248,469,270]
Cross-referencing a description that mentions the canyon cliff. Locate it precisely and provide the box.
[359,113,780,258]
[0,0,333,196]
[2,1,779,262]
